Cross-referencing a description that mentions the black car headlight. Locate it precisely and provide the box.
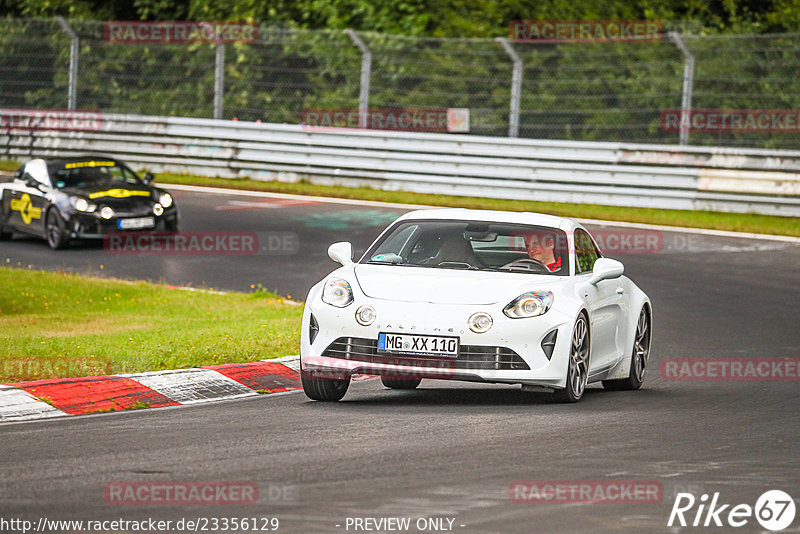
[158,192,173,208]
[69,196,96,213]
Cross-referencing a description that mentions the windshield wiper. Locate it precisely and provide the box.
[367,260,404,265]
[497,265,552,273]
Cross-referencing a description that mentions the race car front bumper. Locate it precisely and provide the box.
[68,210,178,238]
[300,290,577,390]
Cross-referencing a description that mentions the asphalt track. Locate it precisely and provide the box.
[2,186,800,533]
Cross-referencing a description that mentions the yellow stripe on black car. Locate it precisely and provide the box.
[88,189,151,200]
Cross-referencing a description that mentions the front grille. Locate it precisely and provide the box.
[322,337,529,371]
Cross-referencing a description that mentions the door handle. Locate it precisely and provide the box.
[616,287,624,295]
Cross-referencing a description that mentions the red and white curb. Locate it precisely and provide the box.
[0,355,302,424]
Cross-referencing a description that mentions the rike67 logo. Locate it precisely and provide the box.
[669,490,795,531]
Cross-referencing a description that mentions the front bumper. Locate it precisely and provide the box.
[301,295,576,389]
[68,209,178,238]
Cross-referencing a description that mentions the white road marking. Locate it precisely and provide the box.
[162,183,800,243]
[215,198,315,210]
[270,355,300,372]
[0,386,65,422]
[163,183,433,210]
[120,368,258,405]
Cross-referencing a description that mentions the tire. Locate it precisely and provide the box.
[549,313,590,403]
[45,209,70,250]
[603,307,651,391]
[301,368,350,401]
[381,377,421,389]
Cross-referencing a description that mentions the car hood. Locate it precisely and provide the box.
[353,264,565,305]
[62,183,154,206]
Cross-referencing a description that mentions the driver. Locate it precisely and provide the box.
[524,231,561,272]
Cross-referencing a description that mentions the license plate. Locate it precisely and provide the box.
[117,217,155,230]
[377,332,459,358]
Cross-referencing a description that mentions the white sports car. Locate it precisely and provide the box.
[300,209,652,403]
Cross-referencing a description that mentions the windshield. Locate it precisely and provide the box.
[48,160,143,189]
[361,220,569,275]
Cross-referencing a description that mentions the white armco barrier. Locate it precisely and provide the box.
[3,112,800,216]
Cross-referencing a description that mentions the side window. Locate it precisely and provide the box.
[574,229,601,274]
[122,166,142,183]
[25,160,51,187]
[371,224,418,259]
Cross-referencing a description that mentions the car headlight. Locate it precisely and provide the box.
[158,192,173,208]
[99,206,115,219]
[503,291,554,319]
[322,278,354,307]
[70,196,96,213]
[468,312,493,333]
[153,203,164,216]
[355,305,376,326]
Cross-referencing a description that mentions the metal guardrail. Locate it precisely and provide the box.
[3,113,800,216]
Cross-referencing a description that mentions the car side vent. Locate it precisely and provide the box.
[309,313,320,345]
[541,329,558,360]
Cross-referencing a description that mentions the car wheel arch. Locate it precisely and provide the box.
[605,296,652,381]
[578,308,591,353]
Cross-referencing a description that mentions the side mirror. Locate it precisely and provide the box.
[143,172,155,185]
[328,241,354,265]
[589,257,624,285]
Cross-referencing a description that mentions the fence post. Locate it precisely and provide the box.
[496,38,522,138]
[669,32,695,146]
[55,17,79,110]
[214,44,225,120]
[345,29,371,129]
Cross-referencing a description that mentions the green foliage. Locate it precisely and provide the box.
[0,1,798,147]
[2,0,800,34]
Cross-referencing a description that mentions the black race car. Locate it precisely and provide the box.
[0,156,178,249]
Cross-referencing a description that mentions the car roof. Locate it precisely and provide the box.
[40,155,120,166]
[396,208,581,232]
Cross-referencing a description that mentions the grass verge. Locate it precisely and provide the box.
[0,266,302,382]
[157,172,800,238]
[0,159,20,172]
